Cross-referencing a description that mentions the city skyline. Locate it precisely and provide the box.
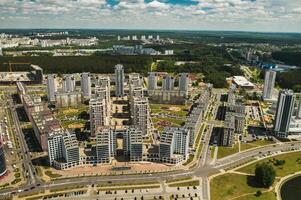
[0,0,301,32]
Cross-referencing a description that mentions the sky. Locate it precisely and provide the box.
[0,0,301,32]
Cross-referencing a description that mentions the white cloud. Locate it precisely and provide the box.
[0,0,300,32]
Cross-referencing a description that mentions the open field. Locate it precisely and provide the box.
[240,140,276,151]
[211,151,301,200]
[237,151,301,177]
[150,103,190,117]
[217,143,239,159]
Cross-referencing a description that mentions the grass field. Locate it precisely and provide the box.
[152,117,185,132]
[240,140,275,151]
[211,174,266,200]
[56,105,88,119]
[150,104,190,117]
[217,143,239,159]
[211,152,301,200]
[237,151,301,177]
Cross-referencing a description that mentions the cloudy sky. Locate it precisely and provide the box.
[0,0,301,32]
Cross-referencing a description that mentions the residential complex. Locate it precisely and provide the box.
[46,74,58,102]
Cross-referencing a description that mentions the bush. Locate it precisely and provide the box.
[255,163,276,188]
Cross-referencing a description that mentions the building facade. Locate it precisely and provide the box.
[46,74,57,102]
[115,64,125,97]
[274,90,295,138]
[263,70,276,100]
[81,72,91,100]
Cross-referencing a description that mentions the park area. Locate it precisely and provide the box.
[211,151,301,200]
[55,105,89,129]
[150,103,190,133]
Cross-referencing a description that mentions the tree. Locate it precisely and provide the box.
[256,190,262,197]
[255,163,276,188]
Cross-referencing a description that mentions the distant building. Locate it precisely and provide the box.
[159,127,190,164]
[232,76,255,89]
[148,72,157,90]
[179,73,189,94]
[115,64,125,97]
[274,90,295,138]
[55,92,81,108]
[81,73,91,100]
[162,74,174,91]
[263,70,276,100]
[0,136,7,177]
[297,95,301,119]
[62,74,76,93]
[46,74,57,102]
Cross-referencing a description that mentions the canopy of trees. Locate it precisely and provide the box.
[255,163,276,188]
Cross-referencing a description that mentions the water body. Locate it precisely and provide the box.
[281,176,301,200]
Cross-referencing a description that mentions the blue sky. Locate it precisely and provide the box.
[0,0,301,32]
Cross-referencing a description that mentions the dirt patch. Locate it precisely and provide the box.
[169,107,181,112]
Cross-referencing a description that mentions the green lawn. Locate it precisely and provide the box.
[56,105,88,119]
[150,104,189,117]
[61,120,86,129]
[234,191,277,200]
[237,152,301,177]
[211,173,266,200]
[217,143,239,159]
[168,180,200,187]
[240,140,275,151]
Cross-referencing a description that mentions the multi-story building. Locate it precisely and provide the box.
[274,89,295,138]
[81,72,91,100]
[159,127,190,164]
[131,97,150,136]
[62,74,76,92]
[128,128,143,162]
[0,136,7,177]
[46,74,57,102]
[96,127,113,164]
[48,131,79,169]
[221,112,235,146]
[148,72,157,90]
[263,70,276,100]
[162,74,174,91]
[179,73,189,94]
[55,92,81,108]
[115,64,125,97]
[89,97,110,137]
[297,95,301,119]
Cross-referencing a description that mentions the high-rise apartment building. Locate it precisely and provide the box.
[274,90,295,138]
[96,127,113,163]
[46,74,57,102]
[47,131,79,169]
[115,64,125,97]
[263,70,276,100]
[179,73,189,93]
[0,136,7,177]
[131,97,150,136]
[62,74,76,92]
[148,72,157,90]
[81,73,91,99]
[89,97,110,137]
[159,127,190,164]
[162,74,174,91]
[297,95,301,119]
[128,128,143,162]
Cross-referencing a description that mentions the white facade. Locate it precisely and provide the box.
[63,74,76,92]
[114,64,125,97]
[263,70,276,100]
[46,74,58,102]
[81,73,91,99]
